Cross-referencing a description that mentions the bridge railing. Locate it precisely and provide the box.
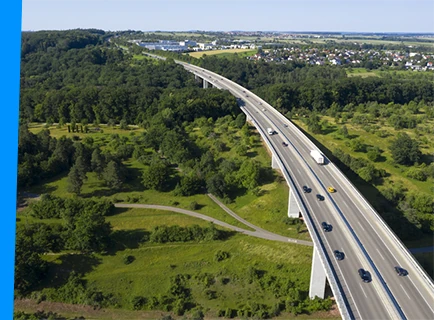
[239,106,353,320]
[248,91,434,296]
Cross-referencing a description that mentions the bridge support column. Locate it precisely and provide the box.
[271,154,279,169]
[203,80,209,88]
[309,246,327,299]
[288,189,299,218]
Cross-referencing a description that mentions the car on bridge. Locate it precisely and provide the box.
[302,185,311,193]
[282,141,288,147]
[358,269,371,283]
[321,222,332,232]
[394,266,408,276]
[334,250,345,261]
[327,186,336,193]
[316,194,325,201]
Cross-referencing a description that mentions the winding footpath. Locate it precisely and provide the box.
[114,202,313,246]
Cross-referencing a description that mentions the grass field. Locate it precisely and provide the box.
[36,210,314,317]
[346,68,380,78]
[15,299,340,320]
[23,121,294,233]
[188,48,256,59]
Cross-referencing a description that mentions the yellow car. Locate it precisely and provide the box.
[327,186,336,193]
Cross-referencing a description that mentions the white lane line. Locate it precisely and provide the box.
[357,221,365,231]
[296,168,301,175]
[400,284,411,300]
[359,283,368,299]
[343,201,350,210]
[407,276,434,315]
[376,248,385,261]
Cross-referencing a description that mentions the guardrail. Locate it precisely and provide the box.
[179,62,432,316]
[239,106,353,320]
[251,91,434,297]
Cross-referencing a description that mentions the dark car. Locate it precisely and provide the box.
[282,141,288,147]
[394,266,408,276]
[334,250,345,261]
[358,269,371,283]
[316,194,324,201]
[302,186,311,193]
[321,222,332,232]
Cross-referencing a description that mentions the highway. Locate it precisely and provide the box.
[176,61,434,320]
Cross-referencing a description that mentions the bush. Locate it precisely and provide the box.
[123,255,135,265]
[406,167,427,181]
[214,250,230,262]
[132,296,147,310]
[189,201,199,210]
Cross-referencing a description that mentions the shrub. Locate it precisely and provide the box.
[189,201,199,210]
[132,296,147,310]
[406,167,427,181]
[123,255,135,265]
[214,250,230,262]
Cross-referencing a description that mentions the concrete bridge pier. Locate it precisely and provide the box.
[288,189,300,218]
[309,246,327,299]
[203,79,210,88]
[271,154,280,169]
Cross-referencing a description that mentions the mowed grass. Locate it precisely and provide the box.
[38,211,314,315]
[346,68,380,78]
[188,48,256,58]
[86,236,312,311]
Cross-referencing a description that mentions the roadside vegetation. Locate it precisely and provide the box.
[17,29,335,319]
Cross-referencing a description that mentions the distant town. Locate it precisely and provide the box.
[126,30,434,71]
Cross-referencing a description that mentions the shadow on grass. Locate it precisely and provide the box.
[246,150,258,158]
[291,122,424,241]
[108,229,150,254]
[43,254,102,289]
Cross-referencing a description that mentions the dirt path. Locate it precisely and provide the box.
[115,203,313,246]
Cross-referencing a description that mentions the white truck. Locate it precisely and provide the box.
[267,128,274,135]
[310,150,324,164]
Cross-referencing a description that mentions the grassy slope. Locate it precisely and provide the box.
[35,211,315,317]
[188,49,257,59]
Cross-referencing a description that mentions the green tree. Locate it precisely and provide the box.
[63,209,112,253]
[67,164,85,195]
[142,157,169,191]
[389,133,422,165]
[103,160,125,190]
[237,160,261,190]
[367,146,381,162]
[14,225,48,294]
[91,148,105,178]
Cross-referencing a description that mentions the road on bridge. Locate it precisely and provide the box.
[176,61,434,320]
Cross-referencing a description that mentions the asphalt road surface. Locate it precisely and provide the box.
[178,63,434,320]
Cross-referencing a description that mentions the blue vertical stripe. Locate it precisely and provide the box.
[0,0,22,318]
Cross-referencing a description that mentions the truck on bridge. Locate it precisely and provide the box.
[267,128,275,135]
[310,150,324,164]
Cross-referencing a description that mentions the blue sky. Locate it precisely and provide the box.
[21,0,434,33]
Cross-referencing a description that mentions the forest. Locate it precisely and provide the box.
[16,29,434,318]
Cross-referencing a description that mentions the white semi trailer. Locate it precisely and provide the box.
[267,128,274,135]
[310,150,324,164]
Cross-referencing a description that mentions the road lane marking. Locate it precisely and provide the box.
[400,285,411,300]
[357,221,365,231]
[343,201,350,210]
[376,248,385,261]
[359,283,368,298]
[407,276,434,315]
